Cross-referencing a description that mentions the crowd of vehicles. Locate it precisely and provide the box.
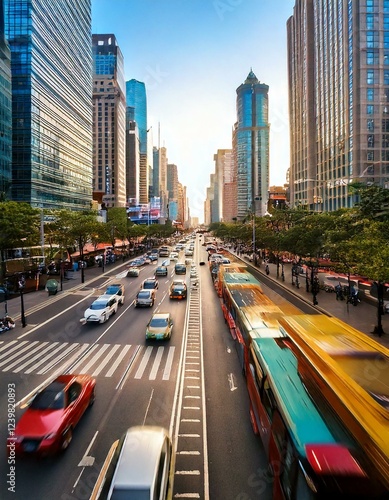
[214,254,389,499]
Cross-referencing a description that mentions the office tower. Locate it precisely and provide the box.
[288,0,389,212]
[236,70,270,219]
[0,0,11,199]
[213,148,235,222]
[152,146,159,198]
[126,79,148,203]
[5,0,93,209]
[92,34,126,208]
[125,107,140,203]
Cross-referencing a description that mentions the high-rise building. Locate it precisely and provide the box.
[5,0,93,209]
[236,70,270,219]
[126,79,148,203]
[125,107,139,203]
[0,0,11,199]
[213,148,235,222]
[288,0,389,212]
[92,34,126,208]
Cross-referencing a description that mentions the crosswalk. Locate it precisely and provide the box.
[0,340,176,380]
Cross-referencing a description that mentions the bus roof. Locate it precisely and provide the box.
[252,337,337,456]
[279,314,389,488]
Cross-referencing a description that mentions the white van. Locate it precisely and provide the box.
[90,426,172,500]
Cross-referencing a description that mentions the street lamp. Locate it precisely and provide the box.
[18,275,26,327]
[252,196,261,265]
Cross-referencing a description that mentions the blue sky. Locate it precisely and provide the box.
[92,0,296,220]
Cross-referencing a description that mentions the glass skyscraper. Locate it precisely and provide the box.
[4,0,93,210]
[288,0,389,212]
[0,0,11,199]
[236,70,270,219]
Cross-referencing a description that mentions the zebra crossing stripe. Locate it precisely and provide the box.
[163,346,175,380]
[78,344,110,374]
[134,346,153,379]
[92,344,121,376]
[24,342,62,374]
[0,341,35,368]
[105,345,132,377]
[11,342,53,373]
[150,346,164,380]
[37,343,82,375]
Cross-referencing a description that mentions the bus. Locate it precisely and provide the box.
[246,336,377,499]
[218,268,302,368]
[278,314,389,495]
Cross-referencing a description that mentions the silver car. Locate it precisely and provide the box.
[90,426,172,500]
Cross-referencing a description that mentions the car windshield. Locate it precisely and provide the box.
[30,382,66,410]
[90,302,106,310]
[106,286,120,294]
[111,488,150,500]
[138,291,150,298]
[150,317,169,327]
[143,281,155,288]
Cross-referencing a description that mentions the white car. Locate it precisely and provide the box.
[83,295,118,324]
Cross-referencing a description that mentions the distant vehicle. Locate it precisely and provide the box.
[141,277,159,289]
[184,249,193,256]
[155,266,168,277]
[169,252,179,261]
[148,254,158,262]
[161,259,170,266]
[174,263,186,275]
[90,426,172,500]
[9,374,95,456]
[104,283,125,305]
[83,295,118,324]
[146,312,173,340]
[158,246,170,257]
[190,267,198,278]
[126,267,140,277]
[169,280,187,300]
[135,289,155,308]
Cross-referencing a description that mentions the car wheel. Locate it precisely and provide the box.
[61,427,73,451]
[89,388,95,407]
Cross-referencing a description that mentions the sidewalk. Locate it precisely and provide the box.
[2,261,125,326]
[237,256,389,349]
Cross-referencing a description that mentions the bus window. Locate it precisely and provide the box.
[262,378,276,419]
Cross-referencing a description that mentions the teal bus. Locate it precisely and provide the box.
[246,336,376,499]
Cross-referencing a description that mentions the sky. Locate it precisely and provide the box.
[91,0,296,220]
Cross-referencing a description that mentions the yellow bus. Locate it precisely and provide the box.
[279,314,389,494]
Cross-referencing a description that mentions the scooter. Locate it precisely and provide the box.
[0,316,15,333]
[348,290,360,306]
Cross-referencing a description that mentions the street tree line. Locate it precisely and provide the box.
[209,185,389,336]
[0,204,176,274]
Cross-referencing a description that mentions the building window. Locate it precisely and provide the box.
[366,14,375,30]
[367,119,374,130]
[367,70,375,84]
[367,135,374,147]
[382,135,389,147]
[366,50,379,65]
[367,88,374,101]
[367,105,374,114]
[366,0,375,12]
[367,151,374,161]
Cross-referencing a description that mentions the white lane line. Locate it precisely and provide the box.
[106,345,131,377]
[0,341,33,367]
[25,342,62,373]
[149,346,164,380]
[3,342,48,371]
[92,344,121,376]
[78,344,110,374]
[163,346,175,380]
[134,345,153,379]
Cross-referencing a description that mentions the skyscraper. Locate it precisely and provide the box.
[92,33,126,208]
[288,0,389,212]
[236,70,270,219]
[126,79,148,203]
[0,0,11,199]
[5,0,93,209]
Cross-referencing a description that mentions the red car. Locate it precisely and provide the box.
[8,374,96,456]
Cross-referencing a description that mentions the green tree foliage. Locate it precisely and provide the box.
[0,202,40,253]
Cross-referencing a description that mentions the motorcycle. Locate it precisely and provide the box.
[0,316,16,333]
[348,289,360,306]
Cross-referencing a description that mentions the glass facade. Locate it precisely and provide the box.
[126,79,147,154]
[0,0,11,198]
[4,0,93,209]
[235,70,269,219]
[288,0,389,212]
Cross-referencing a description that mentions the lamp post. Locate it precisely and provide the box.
[18,275,26,327]
[311,262,319,306]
